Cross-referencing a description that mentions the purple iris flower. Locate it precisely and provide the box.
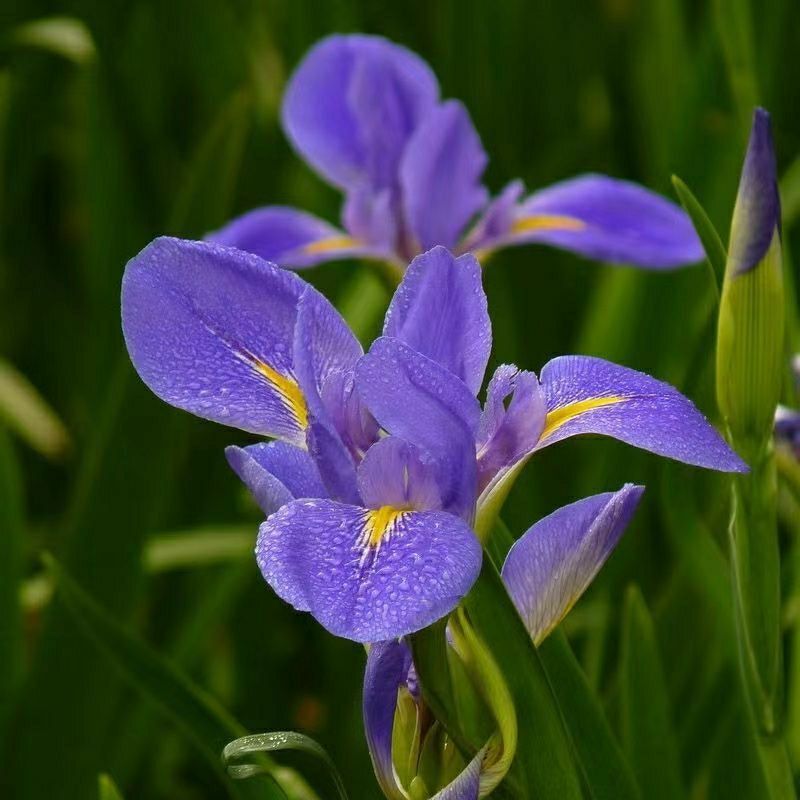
[208,35,703,272]
[121,239,745,645]
[363,485,644,799]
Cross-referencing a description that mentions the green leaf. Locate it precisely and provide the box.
[224,732,349,800]
[780,154,800,230]
[43,553,297,800]
[538,629,641,800]
[144,525,253,571]
[619,586,686,800]
[97,774,125,800]
[0,430,23,742]
[10,16,96,64]
[463,559,583,800]
[671,175,727,297]
[0,358,71,460]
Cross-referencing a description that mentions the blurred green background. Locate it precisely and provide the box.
[1,1,799,798]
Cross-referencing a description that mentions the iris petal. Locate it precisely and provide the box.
[537,355,748,472]
[282,35,438,193]
[257,499,481,642]
[384,246,491,393]
[502,485,644,644]
[121,237,307,443]
[399,101,489,251]
[478,174,704,269]
[225,441,326,516]
[206,206,377,269]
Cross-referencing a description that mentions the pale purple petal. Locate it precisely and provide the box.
[363,640,413,799]
[488,174,704,269]
[775,405,800,458]
[477,365,546,492]
[430,748,485,800]
[460,180,525,253]
[358,436,442,511]
[729,108,780,275]
[282,34,438,193]
[356,337,480,519]
[292,287,363,420]
[257,499,481,642]
[224,441,326,515]
[502,485,644,644]
[206,206,380,269]
[383,246,491,393]
[319,369,379,458]
[121,237,308,444]
[537,355,748,472]
[399,101,488,250]
[306,417,360,505]
[342,186,399,254]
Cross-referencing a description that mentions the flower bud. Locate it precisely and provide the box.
[717,108,783,457]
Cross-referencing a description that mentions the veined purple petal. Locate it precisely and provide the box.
[429,748,485,800]
[282,35,438,193]
[358,437,442,511]
[383,246,491,393]
[293,287,363,420]
[306,417,360,505]
[487,174,704,269]
[356,337,480,519]
[319,369,379,458]
[363,640,413,800]
[537,355,748,472]
[729,108,781,275]
[502,485,644,644]
[399,101,489,251]
[121,237,308,444]
[477,365,546,492]
[257,499,481,642]
[342,186,399,254]
[207,206,382,269]
[224,441,326,515]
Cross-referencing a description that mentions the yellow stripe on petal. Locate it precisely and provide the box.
[254,360,309,430]
[360,506,407,549]
[511,214,586,235]
[302,235,362,255]
[540,395,626,441]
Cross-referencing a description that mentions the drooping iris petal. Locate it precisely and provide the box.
[728,108,781,276]
[306,417,360,505]
[293,287,363,419]
[490,174,704,269]
[121,237,309,444]
[537,355,748,472]
[399,101,489,250]
[356,337,480,519]
[257,499,481,642]
[502,485,644,644]
[207,206,380,269]
[358,436,442,511]
[282,34,438,193]
[363,640,413,800]
[429,748,485,800]
[383,246,491,393]
[224,441,326,516]
[477,365,546,492]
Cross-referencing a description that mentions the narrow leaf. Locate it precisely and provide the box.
[224,733,349,800]
[97,774,125,800]
[672,174,727,296]
[539,629,641,800]
[619,586,686,800]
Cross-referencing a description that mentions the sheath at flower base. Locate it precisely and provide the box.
[121,239,746,646]
[208,35,703,274]
[363,485,644,799]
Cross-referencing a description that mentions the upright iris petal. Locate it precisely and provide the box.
[502,485,644,644]
[383,246,491,393]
